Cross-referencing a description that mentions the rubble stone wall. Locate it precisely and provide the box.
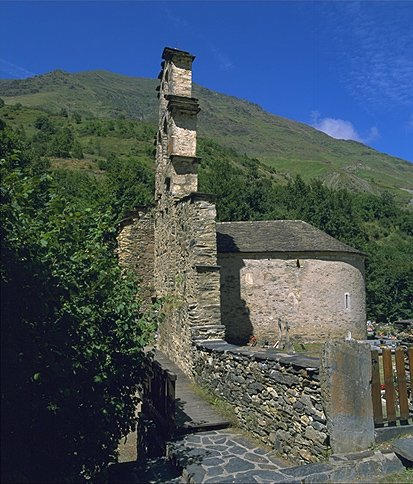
[219,251,366,345]
[194,341,329,463]
[153,48,225,376]
[155,195,224,376]
[117,210,154,303]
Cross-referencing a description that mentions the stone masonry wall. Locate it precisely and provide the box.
[155,194,224,376]
[154,48,224,376]
[194,341,329,463]
[219,251,366,345]
[117,209,154,304]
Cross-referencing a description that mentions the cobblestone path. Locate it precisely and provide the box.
[168,429,296,483]
[168,429,406,483]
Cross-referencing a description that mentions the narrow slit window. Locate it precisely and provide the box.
[296,259,300,268]
[165,177,171,192]
[345,293,350,310]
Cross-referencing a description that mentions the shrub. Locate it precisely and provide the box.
[1,124,157,481]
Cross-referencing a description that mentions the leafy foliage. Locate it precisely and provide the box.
[0,123,157,481]
[34,114,56,134]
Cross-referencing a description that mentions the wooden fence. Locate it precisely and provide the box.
[145,361,177,436]
[137,360,177,459]
[371,346,413,427]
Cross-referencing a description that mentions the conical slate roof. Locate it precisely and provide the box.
[216,220,364,255]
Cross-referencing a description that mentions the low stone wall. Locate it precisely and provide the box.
[193,341,329,463]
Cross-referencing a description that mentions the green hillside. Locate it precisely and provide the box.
[1,69,412,202]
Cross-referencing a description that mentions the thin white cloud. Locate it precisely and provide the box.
[406,115,413,133]
[209,45,234,71]
[312,113,379,144]
[313,117,362,141]
[318,3,413,110]
[0,58,34,78]
[365,126,380,143]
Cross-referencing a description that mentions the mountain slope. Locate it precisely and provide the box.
[1,69,412,200]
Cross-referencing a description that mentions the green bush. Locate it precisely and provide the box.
[71,139,84,159]
[48,126,74,157]
[1,124,157,481]
[34,115,56,134]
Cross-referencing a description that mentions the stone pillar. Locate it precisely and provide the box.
[320,340,375,454]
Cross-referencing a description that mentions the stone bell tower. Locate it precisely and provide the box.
[154,47,225,376]
[155,47,200,201]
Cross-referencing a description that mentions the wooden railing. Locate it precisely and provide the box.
[371,346,413,427]
[145,361,177,436]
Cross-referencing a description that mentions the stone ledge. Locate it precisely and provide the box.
[194,264,221,273]
[375,424,413,443]
[162,46,195,62]
[196,341,320,370]
[166,95,200,114]
[177,192,217,204]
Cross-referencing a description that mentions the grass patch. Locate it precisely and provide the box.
[380,468,413,482]
[190,382,238,427]
[292,342,324,357]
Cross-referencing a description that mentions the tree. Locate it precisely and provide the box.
[1,124,157,481]
[48,126,74,157]
[34,115,56,135]
[59,107,68,117]
[72,111,81,124]
[71,139,84,159]
[0,97,4,108]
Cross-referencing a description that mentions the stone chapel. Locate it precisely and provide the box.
[117,47,366,374]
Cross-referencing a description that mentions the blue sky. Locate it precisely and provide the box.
[1,0,412,161]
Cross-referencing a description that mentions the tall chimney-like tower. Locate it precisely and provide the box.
[155,47,200,200]
[153,47,225,376]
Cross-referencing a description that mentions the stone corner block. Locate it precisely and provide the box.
[320,339,374,454]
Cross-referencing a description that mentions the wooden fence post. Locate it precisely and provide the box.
[395,347,409,422]
[371,350,383,426]
[382,347,396,425]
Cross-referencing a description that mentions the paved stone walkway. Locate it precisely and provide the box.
[167,430,406,483]
[168,429,291,483]
[111,351,406,483]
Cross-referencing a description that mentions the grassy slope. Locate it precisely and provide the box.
[1,69,412,201]
[1,104,274,186]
